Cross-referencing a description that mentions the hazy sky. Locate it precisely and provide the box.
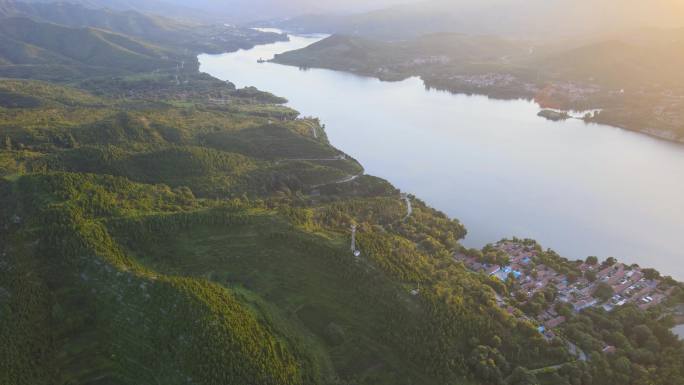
[52,0,684,31]
[306,0,684,39]
[408,0,684,29]
[156,0,411,21]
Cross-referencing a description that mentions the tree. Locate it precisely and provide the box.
[614,356,631,373]
[585,270,597,282]
[593,283,614,301]
[601,257,617,268]
[632,325,655,346]
[506,367,539,385]
[555,302,573,318]
[515,290,528,303]
[482,250,510,266]
[544,284,558,302]
[469,346,507,384]
[641,268,660,280]
[585,256,598,265]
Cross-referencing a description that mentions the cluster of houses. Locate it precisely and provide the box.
[456,240,674,333]
[578,262,670,311]
[447,73,519,89]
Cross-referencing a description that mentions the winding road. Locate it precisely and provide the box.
[311,173,362,189]
[276,155,347,164]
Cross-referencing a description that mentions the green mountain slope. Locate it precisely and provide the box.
[0,77,573,385]
[0,0,183,38]
[0,0,288,54]
[0,174,305,384]
[0,17,183,80]
[274,33,527,81]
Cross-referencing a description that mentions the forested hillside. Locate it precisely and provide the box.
[0,0,289,54]
[0,3,683,385]
[0,74,554,384]
[2,69,682,385]
[0,16,187,81]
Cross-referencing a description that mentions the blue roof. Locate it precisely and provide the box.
[502,270,522,281]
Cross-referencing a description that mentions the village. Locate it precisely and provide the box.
[455,239,676,337]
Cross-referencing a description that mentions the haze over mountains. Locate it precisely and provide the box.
[8,0,410,23]
[154,0,409,22]
[2,0,213,22]
[277,0,684,39]
[0,16,185,81]
[0,0,289,80]
[7,0,684,34]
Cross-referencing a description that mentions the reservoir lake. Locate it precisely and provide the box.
[199,32,684,280]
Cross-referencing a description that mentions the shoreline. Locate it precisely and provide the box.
[271,58,684,147]
[205,35,684,284]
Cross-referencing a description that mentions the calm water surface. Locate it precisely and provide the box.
[199,33,684,280]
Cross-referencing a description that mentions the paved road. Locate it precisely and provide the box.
[312,173,362,189]
[568,342,588,361]
[334,174,361,185]
[530,364,565,374]
[276,155,346,164]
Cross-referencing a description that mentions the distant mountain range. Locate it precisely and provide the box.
[7,0,409,24]
[0,0,288,55]
[2,0,212,23]
[0,0,188,37]
[0,0,291,81]
[274,0,684,40]
[10,0,684,35]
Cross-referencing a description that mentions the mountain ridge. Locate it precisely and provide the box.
[0,16,186,80]
[0,0,289,55]
[273,0,684,40]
